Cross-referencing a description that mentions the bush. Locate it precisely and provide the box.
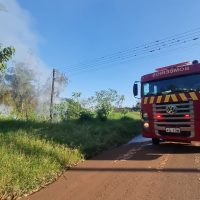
[66,100,81,120]
[96,103,112,121]
[97,109,107,121]
[53,99,82,121]
[79,110,94,121]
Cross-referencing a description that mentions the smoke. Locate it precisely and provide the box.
[0,0,50,83]
[0,0,54,116]
[0,2,8,12]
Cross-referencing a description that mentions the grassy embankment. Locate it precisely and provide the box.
[0,112,141,199]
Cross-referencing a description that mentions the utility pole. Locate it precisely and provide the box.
[50,68,56,121]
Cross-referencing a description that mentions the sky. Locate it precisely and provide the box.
[1,0,200,106]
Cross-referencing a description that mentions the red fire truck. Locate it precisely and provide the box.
[133,60,200,144]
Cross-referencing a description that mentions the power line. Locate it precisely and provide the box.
[69,37,199,73]
[66,28,200,70]
[64,27,200,75]
[68,36,199,73]
[66,27,200,71]
[71,42,200,76]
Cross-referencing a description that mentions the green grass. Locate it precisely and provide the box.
[0,111,141,199]
[0,131,82,199]
[108,111,141,120]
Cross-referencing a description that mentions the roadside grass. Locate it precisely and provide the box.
[0,131,82,199]
[0,112,141,199]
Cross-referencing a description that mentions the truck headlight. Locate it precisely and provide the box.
[143,122,149,129]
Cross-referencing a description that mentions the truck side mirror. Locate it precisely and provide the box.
[133,83,138,97]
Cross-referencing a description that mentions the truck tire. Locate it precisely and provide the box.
[152,138,160,145]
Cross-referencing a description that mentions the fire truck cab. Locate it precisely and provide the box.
[133,60,200,144]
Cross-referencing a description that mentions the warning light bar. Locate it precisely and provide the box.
[156,62,191,72]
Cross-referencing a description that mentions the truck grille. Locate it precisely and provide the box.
[153,101,194,137]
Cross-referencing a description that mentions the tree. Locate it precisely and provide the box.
[4,63,38,119]
[95,89,118,106]
[0,46,15,71]
[53,70,68,98]
[94,89,124,120]
[116,95,125,108]
[72,92,81,102]
[81,96,95,111]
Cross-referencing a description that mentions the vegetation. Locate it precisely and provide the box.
[0,112,140,199]
[53,89,126,122]
[0,130,82,199]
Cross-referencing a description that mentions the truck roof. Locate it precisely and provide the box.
[141,62,200,82]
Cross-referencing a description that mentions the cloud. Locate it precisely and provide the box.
[0,0,50,83]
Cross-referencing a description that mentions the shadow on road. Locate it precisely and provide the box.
[69,142,200,174]
[70,167,200,173]
[93,142,200,161]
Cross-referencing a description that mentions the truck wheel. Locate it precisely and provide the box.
[152,138,160,145]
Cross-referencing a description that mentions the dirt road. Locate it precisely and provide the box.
[24,140,200,200]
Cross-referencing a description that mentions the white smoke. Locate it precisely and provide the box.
[0,0,51,83]
[0,0,53,116]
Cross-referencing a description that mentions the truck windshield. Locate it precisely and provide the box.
[142,73,200,96]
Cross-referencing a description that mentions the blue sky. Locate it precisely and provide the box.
[2,0,200,106]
